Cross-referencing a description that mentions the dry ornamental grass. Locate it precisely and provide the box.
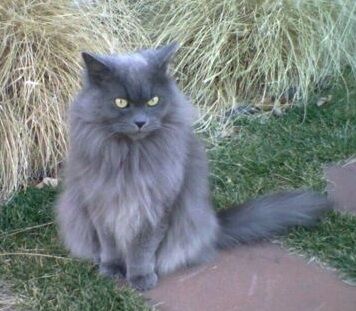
[134,0,356,122]
[0,0,149,203]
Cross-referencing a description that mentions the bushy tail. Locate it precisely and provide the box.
[217,190,332,249]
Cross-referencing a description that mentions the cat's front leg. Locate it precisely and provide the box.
[93,220,126,278]
[126,222,167,291]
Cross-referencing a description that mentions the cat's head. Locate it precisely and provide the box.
[78,43,186,140]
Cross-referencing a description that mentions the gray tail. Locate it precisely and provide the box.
[217,190,332,249]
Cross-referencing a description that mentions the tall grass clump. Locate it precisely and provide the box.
[134,0,356,121]
[0,0,149,203]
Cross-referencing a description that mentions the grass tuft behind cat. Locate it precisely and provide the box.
[0,0,148,204]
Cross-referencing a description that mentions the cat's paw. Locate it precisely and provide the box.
[128,272,158,291]
[99,262,126,278]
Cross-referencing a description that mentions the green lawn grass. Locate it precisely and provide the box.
[0,188,149,311]
[0,77,355,310]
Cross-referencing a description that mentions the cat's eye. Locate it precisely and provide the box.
[147,96,159,107]
[115,98,128,109]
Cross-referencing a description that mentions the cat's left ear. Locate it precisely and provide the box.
[155,42,179,72]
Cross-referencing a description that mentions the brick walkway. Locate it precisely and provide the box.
[144,162,356,311]
[325,160,356,214]
[145,245,355,311]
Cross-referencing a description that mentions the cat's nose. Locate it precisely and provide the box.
[134,120,146,128]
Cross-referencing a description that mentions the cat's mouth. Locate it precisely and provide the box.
[126,131,150,141]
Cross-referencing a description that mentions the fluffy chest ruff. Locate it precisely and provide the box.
[80,135,186,251]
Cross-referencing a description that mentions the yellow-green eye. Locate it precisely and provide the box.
[147,96,159,107]
[115,98,128,108]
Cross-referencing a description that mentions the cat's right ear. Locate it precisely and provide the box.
[82,52,111,86]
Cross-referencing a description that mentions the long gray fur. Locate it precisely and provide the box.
[55,43,332,291]
[217,190,332,249]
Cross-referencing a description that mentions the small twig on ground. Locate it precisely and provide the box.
[0,252,75,261]
[0,222,54,238]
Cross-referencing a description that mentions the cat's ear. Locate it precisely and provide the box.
[82,52,112,85]
[155,42,179,72]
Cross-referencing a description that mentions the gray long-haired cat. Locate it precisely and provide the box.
[56,43,331,291]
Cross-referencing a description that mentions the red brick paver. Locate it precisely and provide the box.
[143,162,356,310]
[325,160,356,214]
[145,244,356,311]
